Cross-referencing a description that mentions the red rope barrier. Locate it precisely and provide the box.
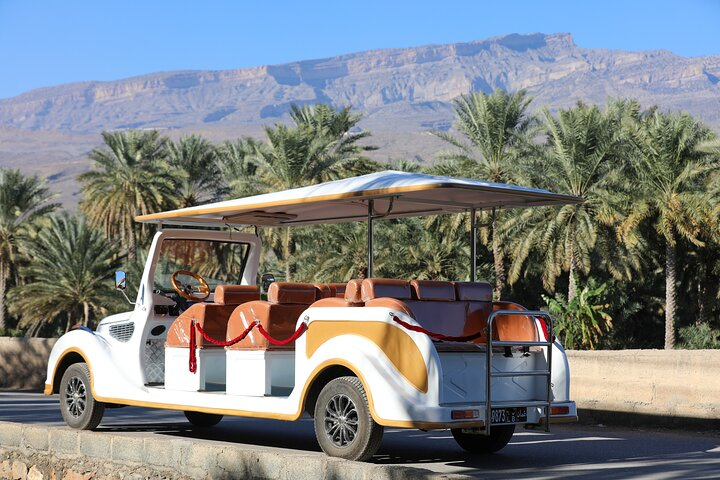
[189,320,258,373]
[196,321,256,347]
[256,323,308,346]
[392,315,485,342]
[189,319,197,373]
[187,319,308,372]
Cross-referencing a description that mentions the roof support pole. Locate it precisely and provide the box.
[367,199,374,278]
[470,208,477,282]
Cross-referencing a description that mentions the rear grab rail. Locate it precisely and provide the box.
[485,310,554,435]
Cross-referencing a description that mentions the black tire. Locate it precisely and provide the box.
[184,410,223,427]
[451,425,515,453]
[59,363,105,430]
[313,376,383,461]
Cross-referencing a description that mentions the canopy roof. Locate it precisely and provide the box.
[135,171,582,227]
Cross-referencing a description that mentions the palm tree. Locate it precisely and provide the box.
[8,214,121,336]
[435,89,537,299]
[217,138,262,199]
[168,135,226,207]
[0,169,58,331]
[78,130,178,260]
[624,112,717,349]
[507,101,638,301]
[256,105,376,281]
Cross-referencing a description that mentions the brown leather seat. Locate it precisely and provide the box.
[227,282,316,350]
[327,283,347,298]
[313,284,335,300]
[165,285,261,348]
[311,279,363,307]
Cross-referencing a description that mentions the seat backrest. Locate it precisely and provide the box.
[215,284,261,305]
[327,283,347,298]
[408,280,467,337]
[310,279,363,307]
[313,284,335,300]
[227,282,316,350]
[454,282,493,341]
[165,284,260,348]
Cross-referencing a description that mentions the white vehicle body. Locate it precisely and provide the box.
[45,171,579,459]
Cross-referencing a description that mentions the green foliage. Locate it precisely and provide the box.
[8,214,121,336]
[78,130,179,260]
[168,135,227,207]
[433,89,538,299]
[0,168,59,330]
[542,279,613,350]
[678,323,720,349]
[2,100,719,349]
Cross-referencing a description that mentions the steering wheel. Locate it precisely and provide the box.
[170,270,210,302]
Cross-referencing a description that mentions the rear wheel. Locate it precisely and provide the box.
[451,425,515,453]
[313,376,383,461]
[59,363,105,430]
[184,411,223,427]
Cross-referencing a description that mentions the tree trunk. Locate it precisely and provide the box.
[568,261,578,302]
[83,302,90,327]
[568,240,580,302]
[0,261,7,331]
[491,210,506,301]
[283,227,292,282]
[664,241,677,349]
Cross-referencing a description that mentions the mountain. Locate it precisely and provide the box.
[1,32,719,206]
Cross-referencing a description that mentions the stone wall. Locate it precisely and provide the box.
[0,422,461,480]
[566,349,720,422]
[0,338,56,390]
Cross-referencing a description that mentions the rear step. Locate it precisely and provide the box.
[485,310,553,435]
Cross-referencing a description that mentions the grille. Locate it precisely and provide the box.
[109,322,135,342]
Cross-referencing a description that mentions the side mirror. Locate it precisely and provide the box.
[115,271,127,290]
[261,273,276,292]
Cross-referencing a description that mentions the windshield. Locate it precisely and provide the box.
[153,239,250,293]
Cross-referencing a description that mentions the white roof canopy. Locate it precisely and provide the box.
[135,171,582,227]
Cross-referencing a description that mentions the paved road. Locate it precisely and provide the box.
[1,391,719,479]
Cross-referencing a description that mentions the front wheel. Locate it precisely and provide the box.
[451,425,515,453]
[59,363,105,430]
[184,411,223,427]
[313,376,383,461]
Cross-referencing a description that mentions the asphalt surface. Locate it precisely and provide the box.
[1,391,719,479]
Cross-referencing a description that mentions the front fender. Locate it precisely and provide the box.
[45,330,137,399]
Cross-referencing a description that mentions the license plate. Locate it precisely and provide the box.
[491,407,527,424]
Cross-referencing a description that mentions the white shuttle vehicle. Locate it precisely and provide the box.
[45,171,579,461]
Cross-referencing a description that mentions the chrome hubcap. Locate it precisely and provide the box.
[324,394,358,447]
[65,377,86,418]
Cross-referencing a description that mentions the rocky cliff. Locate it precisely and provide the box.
[1,32,718,205]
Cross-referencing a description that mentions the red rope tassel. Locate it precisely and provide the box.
[189,319,197,373]
[256,322,308,346]
[392,315,485,342]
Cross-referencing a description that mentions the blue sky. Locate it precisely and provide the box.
[0,0,718,99]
